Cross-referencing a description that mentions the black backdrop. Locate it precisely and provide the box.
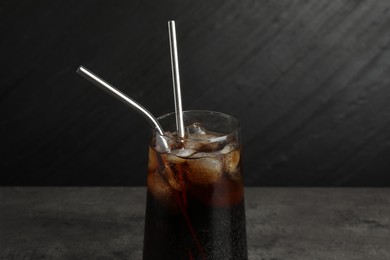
[1,0,390,186]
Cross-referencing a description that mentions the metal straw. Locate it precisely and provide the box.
[168,20,185,138]
[76,66,169,150]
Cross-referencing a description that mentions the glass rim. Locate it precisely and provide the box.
[155,110,240,142]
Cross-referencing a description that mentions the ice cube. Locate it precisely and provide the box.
[182,139,203,150]
[186,122,206,135]
[224,149,240,173]
[147,171,171,199]
[164,165,183,191]
[161,150,191,164]
[187,157,223,185]
[220,144,236,154]
[224,149,241,181]
[148,147,159,172]
[185,122,209,146]
[172,148,196,158]
[184,134,226,152]
[182,122,230,152]
[147,171,178,210]
[191,152,210,159]
[163,154,186,164]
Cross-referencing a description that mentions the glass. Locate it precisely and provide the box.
[143,110,247,260]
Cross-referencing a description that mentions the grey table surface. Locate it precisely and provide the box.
[0,188,389,260]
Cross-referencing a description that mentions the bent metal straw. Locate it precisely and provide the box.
[76,66,169,151]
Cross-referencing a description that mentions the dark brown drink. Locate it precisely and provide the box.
[143,111,247,260]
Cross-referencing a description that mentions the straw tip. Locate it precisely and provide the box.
[76,66,84,74]
[168,20,175,24]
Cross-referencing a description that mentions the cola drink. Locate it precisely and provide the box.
[143,111,247,260]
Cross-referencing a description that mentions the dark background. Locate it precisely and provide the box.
[1,0,390,186]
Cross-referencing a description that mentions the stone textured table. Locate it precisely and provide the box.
[0,188,389,259]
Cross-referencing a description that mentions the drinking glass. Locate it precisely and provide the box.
[143,110,247,260]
